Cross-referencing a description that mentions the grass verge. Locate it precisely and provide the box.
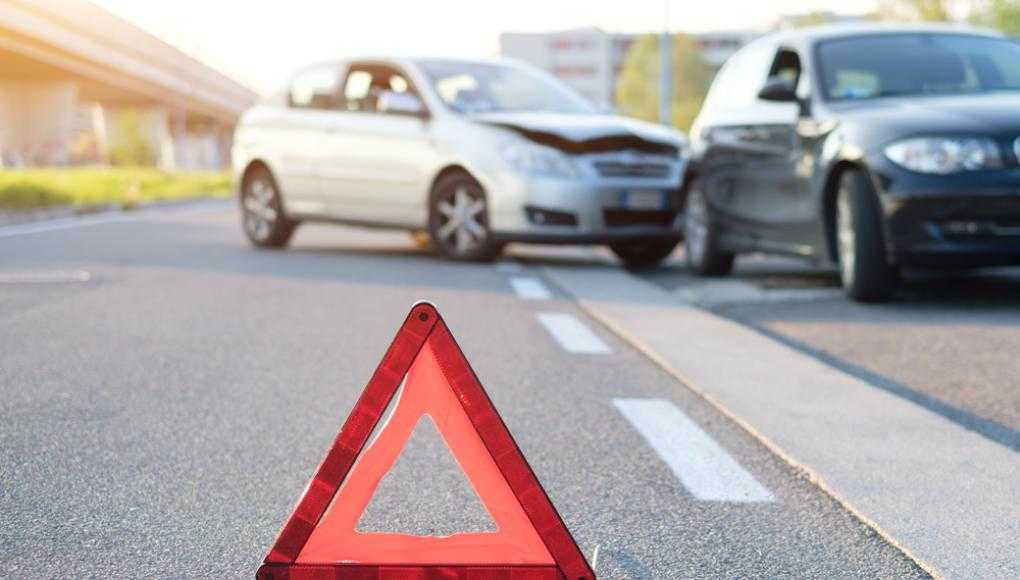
[0,167,233,211]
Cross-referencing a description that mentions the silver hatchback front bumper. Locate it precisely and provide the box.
[480,153,687,243]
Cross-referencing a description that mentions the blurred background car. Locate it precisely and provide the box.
[683,24,1020,301]
[233,57,688,267]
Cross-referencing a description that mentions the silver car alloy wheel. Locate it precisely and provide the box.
[837,192,856,287]
[684,188,709,264]
[243,178,278,242]
[437,186,487,255]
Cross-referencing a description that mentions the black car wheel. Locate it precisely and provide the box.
[428,172,503,262]
[836,170,898,301]
[610,239,679,270]
[683,181,735,276]
[241,166,297,249]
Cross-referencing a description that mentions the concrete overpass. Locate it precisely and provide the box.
[0,0,258,168]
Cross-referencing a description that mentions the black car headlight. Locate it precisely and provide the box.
[884,137,1003,174]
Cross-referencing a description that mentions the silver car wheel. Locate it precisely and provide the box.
[837,191,856,287]
[437,186,487,255]
[684,188,709,265]
[243,177,279,242]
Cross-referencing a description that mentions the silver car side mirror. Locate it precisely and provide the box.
[377,91,427,117]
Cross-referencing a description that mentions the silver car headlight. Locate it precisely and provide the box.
[500,141,577,178]
[884,137,1002,174]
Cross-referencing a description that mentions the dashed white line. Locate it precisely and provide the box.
[536,312,611,354]
[509,276,552,300]
[612,398,775,502]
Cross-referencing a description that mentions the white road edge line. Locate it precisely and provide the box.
[536,312,611,354]
[509,276,552,300]
[0,270,92,284]
[0,200,231,239]
[0,214,134,238]
[612,397,775,503]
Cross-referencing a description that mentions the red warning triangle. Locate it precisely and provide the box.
[257,302,595,580]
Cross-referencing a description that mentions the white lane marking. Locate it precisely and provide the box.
[612,398,775,502]
[0,270,91,284]
[0,200,230,238]
[510,276,552,300]
[0,214,133,238]
[537,312,611,354]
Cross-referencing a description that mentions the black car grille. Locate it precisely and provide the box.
[940,218,1020,238]
[593,161,671,179]
[603,209,677,228]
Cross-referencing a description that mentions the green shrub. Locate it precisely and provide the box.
[0,168,232,210]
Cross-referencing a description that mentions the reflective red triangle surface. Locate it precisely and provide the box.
[257,303,595,580]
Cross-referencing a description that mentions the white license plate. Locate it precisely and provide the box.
[622,190,665,211]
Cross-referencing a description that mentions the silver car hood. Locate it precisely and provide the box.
[470,111,685,155]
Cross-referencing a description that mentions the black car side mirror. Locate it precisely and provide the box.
[758,76,798,102]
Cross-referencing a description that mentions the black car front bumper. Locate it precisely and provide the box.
[872,160,1020,267]
[886,195,1020,267]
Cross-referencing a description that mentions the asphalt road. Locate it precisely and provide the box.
[641,253,1020,451]
[0,203,933,578]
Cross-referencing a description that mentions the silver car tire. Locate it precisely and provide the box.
[241,165,297,249]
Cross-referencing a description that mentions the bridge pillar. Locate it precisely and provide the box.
[149,107,175,170]
[0,80,78,166]
[213,122,232,169]
[172,108,188,169]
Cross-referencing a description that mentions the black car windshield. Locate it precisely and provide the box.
[817,33,1020,101]
[417,60,596,114]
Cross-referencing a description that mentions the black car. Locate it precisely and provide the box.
[683,24,1020,301]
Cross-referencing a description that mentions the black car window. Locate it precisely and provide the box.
[289,65,343,110]
[768,49,802,87]
[817,33,1020,101]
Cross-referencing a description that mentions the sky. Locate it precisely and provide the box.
[93,0,880,93]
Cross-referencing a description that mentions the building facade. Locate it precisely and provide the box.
[500,27,758,108]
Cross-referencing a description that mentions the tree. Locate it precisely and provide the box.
[615,33,713,131]
[912,0,953,19]
[108,109,155,167]
[876,0,951,20]
[972,0,1020,36]
[876,0,1020,35]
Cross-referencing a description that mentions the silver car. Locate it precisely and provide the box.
[232,57,689,267]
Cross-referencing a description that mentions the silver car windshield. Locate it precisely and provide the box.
[418,60,595,114]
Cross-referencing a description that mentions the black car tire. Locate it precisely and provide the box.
[610,239,680,270]
[428,172,504,262]
[241,165,297,249]
[836,170,898,302]
[683,181,735,276]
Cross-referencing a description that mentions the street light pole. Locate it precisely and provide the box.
[660,0,672,126]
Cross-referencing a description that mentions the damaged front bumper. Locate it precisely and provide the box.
[479,154,687,244]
